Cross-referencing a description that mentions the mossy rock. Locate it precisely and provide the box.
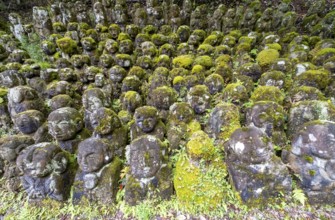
[250,86,285,104]
[294,69,330,90]
[229,30,242,39]
[256,49,280,69]
[265,43,282,51]
[174,152,228,210]
[197,44,214,55]
[223,82,249,104]
[172,55,194,69]
[117,32,131,41]
[56,37,78,55]
[186,130,215,160]
[151,34,168,46]
[312,48,335,66]
[203,34,219,46]
[194,55,213,69]
[236,43,251,54]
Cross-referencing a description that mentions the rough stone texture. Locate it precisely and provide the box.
[287,121,335,204]
[125,135,172,205]
[225,126,292,203]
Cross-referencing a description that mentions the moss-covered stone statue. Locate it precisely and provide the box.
[130,106,166,141]
[225,126,292,204]
[0,135,34,192]
[125,135,172,205]
[48,107,90,153]
[174,130,230,210]
[73,138,122,204]
[90,107,128,158]
[16,142,77,201]
[287,120,335,204]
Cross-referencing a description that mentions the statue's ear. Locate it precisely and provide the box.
[52,152,68,174]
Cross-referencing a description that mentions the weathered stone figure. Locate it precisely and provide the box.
[7,86,44,118]
[82,88,110,131]
[130,106,166,141]
[0,135,34,192]
[73,138,122,204]
[125,135,172,205]
[8,13,26,41]
[16,142,76,201]
[90,107,128,157]
[225,126,292,203]
[287,121,335,204]
[32,7,53,38]
[48,107,90,153]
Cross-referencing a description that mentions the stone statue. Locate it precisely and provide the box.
[17,142,76,201]
[48,107,90,153]
[73,138,122,204]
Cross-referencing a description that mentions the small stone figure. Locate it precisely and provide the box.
[82,88,110,131]
[7,86,44,118]
[90,107,128,157]
[287,121,335,204]
[8,13,26,41]
[75,1,91,24]
[225,126,292,203]
[209,4,226,32]
[17,142,76,201]
[125,135,172,205]
[0,135,34,192]
[93,2,107,26]
[32,7,53,38]
[73,138,122,204]
[186,85,211,126]
[130,106,166,141]
[222,8,237,34]
[166,102,201,151]
[48,107,90,153]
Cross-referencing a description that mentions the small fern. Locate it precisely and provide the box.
[292,188,307,206]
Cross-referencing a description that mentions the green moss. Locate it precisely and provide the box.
[142,25,157,35]
[117,32,131,41]
[229,30,242,39]
[281,32,299,44]
[197,44,214,55]
[172,55,194,69]
[174,151,230,211]
[313,48,335,65]
[186,120,201,137]
[56,37,78,55]
[295,69,330,89]
[128,66,146,79]
[250,86,285,104]
[151,34,168,46]
[52,22,66,32]
[194,55,213,69]
[173,76,185,85]
[256,49,280,68]
[236,43,251,54]
[303,155,314,163]
[186,131,215,160]
[265,43,282,51]
[203,35,219,46]
[309,170,316,176]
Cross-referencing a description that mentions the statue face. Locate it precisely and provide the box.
[84,93,104,112]
[95,74,104,87]
[13,111,44,134]
[187,92,211,114]
[48,108,82,141]
[28,147,53,177]
[90,108,121,135]
[134,108,158,133]
[78,145,104,173]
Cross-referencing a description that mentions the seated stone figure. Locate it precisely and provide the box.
[125,135,172,205]
[7,86,44,118]
[166,102,201,151]
[225,126,292,203]
[16,142,76,201]
[0,135,34,192]
[90,107,128,158]
[82,88,110,131]
[287,120,335,204]
[129,106,166,141]
[48,107,90,153]
[186,85,211,126]
[73,138,122,204]
[12,110,53,143]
